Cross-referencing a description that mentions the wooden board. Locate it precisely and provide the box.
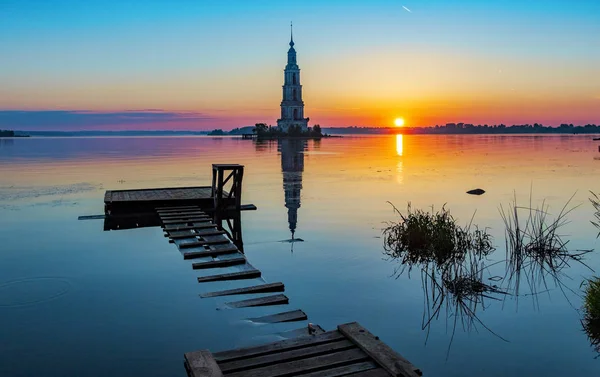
[201,282,284,298]
[192,256,246,270]
[178,236,231,249]
[168,230,226,239]
[299,362,384,377]
[184,350,223,377]
[219,339,356,373]
[184,245,239,260]
[224,348,368,377]
[225,294,288,308]
[197,270,261,283]
[162,217,212,225]
[164,223,215,231]
[159,212,209,219]
[213,330,345,362]
[159,213,211,220]
[157,205,201,210]
[338,323,422,377]
[157,208,205,214]
[247,309,307,324]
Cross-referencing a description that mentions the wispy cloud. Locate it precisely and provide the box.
[402,5,412,13]
[0,110,214,130]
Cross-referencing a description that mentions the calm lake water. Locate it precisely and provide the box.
[1,134,600,376]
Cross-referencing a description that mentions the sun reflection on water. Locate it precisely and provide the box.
[396,134,403,156]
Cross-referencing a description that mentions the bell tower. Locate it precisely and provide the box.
[277,23,309,132]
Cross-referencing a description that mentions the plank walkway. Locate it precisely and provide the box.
[184,323,422,377]
[151,205,420,377]
[155,206,309,322]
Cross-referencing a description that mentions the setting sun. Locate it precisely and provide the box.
[394,118,405,127]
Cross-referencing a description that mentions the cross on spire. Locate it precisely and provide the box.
[289,21,294,47]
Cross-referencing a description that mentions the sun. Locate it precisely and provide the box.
[394,118,405,127]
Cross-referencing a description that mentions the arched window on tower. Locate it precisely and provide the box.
[293,74,297,85]
[293,89,297,101]
[293,109,298,119]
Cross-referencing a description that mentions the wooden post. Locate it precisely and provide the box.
[211,164,244,224]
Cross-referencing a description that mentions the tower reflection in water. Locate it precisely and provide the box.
[279,139,306,245]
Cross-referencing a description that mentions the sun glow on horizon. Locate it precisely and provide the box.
[394,118,405,127]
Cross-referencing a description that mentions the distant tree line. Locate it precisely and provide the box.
[0,130,15,137]
[322,123,600,135]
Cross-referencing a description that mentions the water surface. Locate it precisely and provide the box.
[1,135,599,376]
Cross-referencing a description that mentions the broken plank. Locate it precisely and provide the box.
[219,339,356,373]
[225,348,368,377]
[157,208,206,214]
[299,362,382,377]
[197,270,261,283]
[159,213,210,219]
[164,223,215,231]
[159,213,209,219]
[213,330,345,362]
[225,294,288,308]
[192,256,246,270]
[169,230,226,239]
[184,245,239,260]
[162,217,211,225]
[156,205,199,210]
[184,350,223,377]
[348,369,393,377]
[247,309,307,324]
[179,236,231,249]
[338,322,422,377]
[201,282,284,298]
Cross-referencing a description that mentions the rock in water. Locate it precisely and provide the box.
[467,188,486,195]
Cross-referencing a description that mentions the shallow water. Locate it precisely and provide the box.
[1,135,599,376]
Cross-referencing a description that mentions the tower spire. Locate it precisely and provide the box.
[290,21,294,47]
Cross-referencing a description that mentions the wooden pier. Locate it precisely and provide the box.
[100,163,420,376]
[151,205,421,376]
[184,322,422,377]
[104,164,254,216]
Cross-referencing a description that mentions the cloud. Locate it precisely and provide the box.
[0,110,214,130]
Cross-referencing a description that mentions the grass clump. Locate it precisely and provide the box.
[499,193,593,303]
[590,191,600,238]
[583,277,600,357]
[383,202,494,273]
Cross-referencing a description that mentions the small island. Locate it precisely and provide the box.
[208,123,336,139]
[0,130,29,137]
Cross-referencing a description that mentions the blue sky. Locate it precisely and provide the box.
[1,0,599,129]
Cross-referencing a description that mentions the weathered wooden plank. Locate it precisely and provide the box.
[169,230,226,239]
[299,361,381,377]
[219,339,356,373]
[178,236,231,248]
[225,294,288,308]
[247,309,307,324]
[350,369,393,377]
[197,269,261,283]
[192,256,246,270]
[201,282,284,298]
[184,245,239,260]
[160,213,211,220]
[156,205,200,210]
[164,223,215,231]
[157,208,204,214]
[159,212,209,219]
[338,323,422,377]
[213,330,345,362]
[225,348,368,377]
[184,349,223,377]
[162,217,211,225]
